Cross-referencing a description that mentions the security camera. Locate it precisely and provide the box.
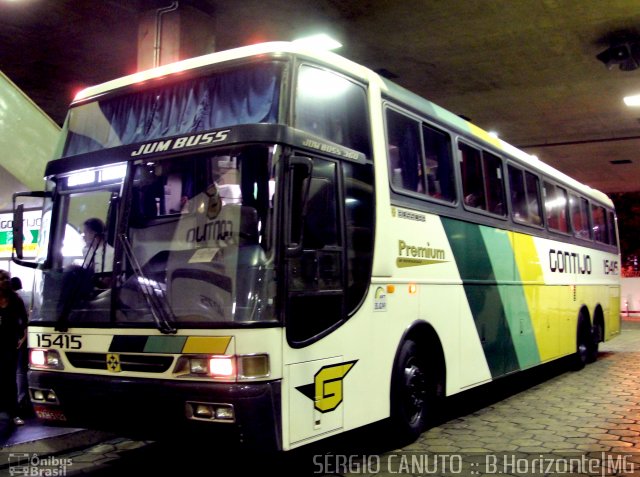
[596,42,640,71]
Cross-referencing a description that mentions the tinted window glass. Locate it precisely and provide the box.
[386,110,423,193]
[295,65,370,156]
[508,166,542,226]
[460,143,486,210]
[524,171,543,226]
[343,161,374,313]
[570,194,591,240]
[544,182,569,233]
[303,160,339,248]
[591,204,608,243]
[483,152,505,216]
[288,157,344,343]
[422,125,456,202]
[509,166,527,220]
[607,210,617,247]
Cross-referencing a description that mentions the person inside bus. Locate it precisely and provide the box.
[81,218,114,289]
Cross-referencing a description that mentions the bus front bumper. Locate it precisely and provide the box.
[29,370,282,450]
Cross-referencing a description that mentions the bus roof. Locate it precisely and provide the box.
[72,41,372,102]
[72,41,612,208]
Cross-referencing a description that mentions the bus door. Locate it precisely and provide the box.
[282,153,348,445]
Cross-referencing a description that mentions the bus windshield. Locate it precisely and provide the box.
[31,145,278,329]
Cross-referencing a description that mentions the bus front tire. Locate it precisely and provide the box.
[390,339,430,442]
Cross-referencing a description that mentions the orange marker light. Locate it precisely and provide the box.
[386,285,395,294]
[408,283,417,295]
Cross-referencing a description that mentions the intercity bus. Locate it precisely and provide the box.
[13,42,621,450]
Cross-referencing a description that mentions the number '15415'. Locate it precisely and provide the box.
[35,334,82,349]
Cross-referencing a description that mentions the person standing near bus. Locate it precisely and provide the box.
[0,271,27,427]
[10,276,30,420]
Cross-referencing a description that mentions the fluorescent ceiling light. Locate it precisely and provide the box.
[488,131,499,138]
[623,94,640,106]
[293,34,342,51]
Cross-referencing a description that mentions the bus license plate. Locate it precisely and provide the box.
[33,405,67,422]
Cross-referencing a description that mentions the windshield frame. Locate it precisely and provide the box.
[30,140,284,330]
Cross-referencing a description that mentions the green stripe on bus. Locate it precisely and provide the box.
[479,227,540,369]
[442,218,519,378]
[144,336,188,353]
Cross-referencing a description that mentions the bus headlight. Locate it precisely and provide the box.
[188,357,209,374]
[208,356,234,378]
[30,349,64,370]
[174,354,269,380]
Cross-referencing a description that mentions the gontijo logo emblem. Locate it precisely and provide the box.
[106,354,121,373]
[296,360,358,413]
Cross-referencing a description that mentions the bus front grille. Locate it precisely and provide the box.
[65,352,174,373]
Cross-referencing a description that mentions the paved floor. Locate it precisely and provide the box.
[1,321,640,476]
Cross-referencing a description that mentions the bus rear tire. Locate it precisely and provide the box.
[587,322,602,363]
[572,317,591,370]
[390,339,430,443]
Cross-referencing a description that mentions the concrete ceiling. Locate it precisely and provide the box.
[2,0,640,194]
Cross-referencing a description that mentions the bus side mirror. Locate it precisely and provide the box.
[286,156,313,256]
[13,204,24,260]
[12,191,50,269]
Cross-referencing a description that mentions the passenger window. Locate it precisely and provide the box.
[459,143,486,210]
[524,171,543,226]
[422,125,456,202]
[386,110,423,193]
[569,194,591,240]
[508,166,542,226]
[483,152,505,216]
[607,210,617,247]
[591,204,608,244]
[544,182,569,233]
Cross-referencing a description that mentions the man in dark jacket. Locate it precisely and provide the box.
[0,274,27,428]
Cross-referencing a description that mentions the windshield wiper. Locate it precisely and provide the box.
[119,233,177,334]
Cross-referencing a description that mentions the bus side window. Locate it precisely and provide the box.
[591,204,608,243]
[607,210,617,247]
[570,194,591,239]
[386,109,423,193]
[482,152,506,216]
[544,182,569,233]
[422,124,456,202]
[509,166,542,226]
[459,143,486,210]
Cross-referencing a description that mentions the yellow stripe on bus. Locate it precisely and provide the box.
[183,336,232,354]
[509,233,557,362]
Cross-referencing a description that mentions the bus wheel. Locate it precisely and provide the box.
[390,340,429,442]
[587,322,602,363]
[572,318,590,370]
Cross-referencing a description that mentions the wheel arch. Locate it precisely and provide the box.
[391,320,447,399]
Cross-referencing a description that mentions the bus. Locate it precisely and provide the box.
[13,41,621,451]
